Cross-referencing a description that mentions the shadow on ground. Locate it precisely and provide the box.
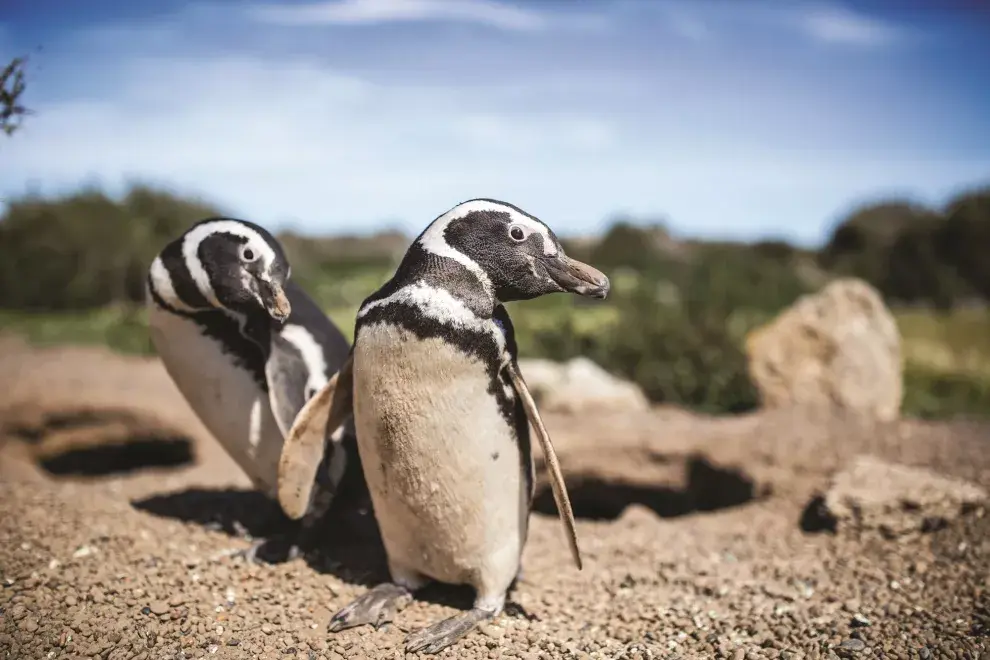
[5,407,196,477]
[39,435,193,476]
[130,484,534,617]
[533,454,763,521]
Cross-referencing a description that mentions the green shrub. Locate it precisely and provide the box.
[3,184,990,421]
[0,185,222,310]
[937,187,990,299]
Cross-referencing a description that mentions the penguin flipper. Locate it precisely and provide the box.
[278,352,355,520]
[265,333,311,438]
[503,358,583,571]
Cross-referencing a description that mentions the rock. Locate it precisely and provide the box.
[744,278,902,421]
[148,601,169,616]
[835,638,866,656]
[517,357,649,414]
[819,455,987,537]
[850,613,871,628]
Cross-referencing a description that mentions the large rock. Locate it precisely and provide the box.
[745,278,902,420]
[517,357,649,414]
[815,454,986,537]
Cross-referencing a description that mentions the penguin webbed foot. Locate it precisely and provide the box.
[404,608,495,655]
[328,582,412,632]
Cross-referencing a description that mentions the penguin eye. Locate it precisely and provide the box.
[240,246,258,263]
[508,225,527,242]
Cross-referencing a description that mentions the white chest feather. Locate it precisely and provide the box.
[352,322,529,593]
[147,303,284,496]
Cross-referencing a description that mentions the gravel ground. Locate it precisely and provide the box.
[1,338,988,660]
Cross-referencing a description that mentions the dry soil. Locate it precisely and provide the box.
[0,335,988,660]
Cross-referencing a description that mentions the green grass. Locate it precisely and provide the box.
[3,300,989,420]
[895,307,990,378]
[0,306,155,355]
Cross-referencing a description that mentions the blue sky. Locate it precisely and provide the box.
[1,0,988,245]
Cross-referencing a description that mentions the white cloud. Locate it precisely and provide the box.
[648,1,908,49]
[0,19,978,246]
[0,55,631,234]
[247,0,546,31]
[797,4,905,47]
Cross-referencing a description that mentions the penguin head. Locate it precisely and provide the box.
[421,199,610,303]
[161,218,293,322]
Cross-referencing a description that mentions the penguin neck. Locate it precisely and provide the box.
[419,264,496,320]
[391,247,497,320]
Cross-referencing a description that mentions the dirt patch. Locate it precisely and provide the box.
[1,339,988,659]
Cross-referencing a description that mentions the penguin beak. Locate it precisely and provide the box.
[259,279,292,322]
[545,254,611,300]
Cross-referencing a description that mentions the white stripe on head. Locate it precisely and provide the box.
[148,255,197,312]
[280,324,330,399]
[417,200,558,292]
[358,280,506,353]
[181,220,279,309]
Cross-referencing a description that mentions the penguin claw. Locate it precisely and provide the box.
[404,608,494,655]
[327,583,411,633]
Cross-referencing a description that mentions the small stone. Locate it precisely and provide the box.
[168,594,184,607]
[227,639,241,647]
[835,639,866,656]
[733,649,746,660]
[850,614,871,628]
[20,618,39,633]
[149,601,169,616]
[479,624,505,639]
[65,595,78,607]
[261,623,273,635]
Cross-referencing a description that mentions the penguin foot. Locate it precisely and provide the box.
[404,608,494,655]
[327,583,412,632]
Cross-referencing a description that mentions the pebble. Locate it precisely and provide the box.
[850,614,871,628]
[480,624,505,639]
[149,601,169,616]
[835,639,866,656]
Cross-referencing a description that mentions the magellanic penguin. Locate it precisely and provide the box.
[277,199,610,654]
[146,217,361,562]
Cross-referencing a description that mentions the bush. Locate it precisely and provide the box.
[819,190,990,307]
[512,243,803,414]
[0,185,222,310]
[937,187,990,299]
[3,185,989,421]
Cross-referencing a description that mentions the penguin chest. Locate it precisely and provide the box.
[147,304,284,495]
[352,324,529,588]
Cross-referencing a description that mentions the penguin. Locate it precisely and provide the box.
[276,199,610,654]
[145,216,361,562]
